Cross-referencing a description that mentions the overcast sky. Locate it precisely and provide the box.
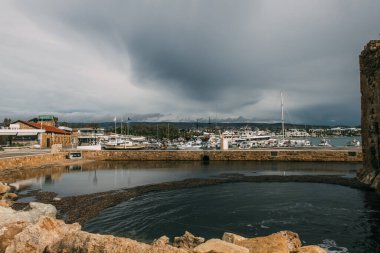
[1,0,379,125]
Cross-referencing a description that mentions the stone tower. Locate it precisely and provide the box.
[357,40,380,191]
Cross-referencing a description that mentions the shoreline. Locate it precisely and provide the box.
[13,174,371,226]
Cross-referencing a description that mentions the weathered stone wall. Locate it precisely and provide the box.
[82,149,362,162]
[357,40,380,191]
[0,149,362,172]
[0,153,67,171]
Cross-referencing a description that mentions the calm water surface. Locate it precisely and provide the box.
[14,161,360,197]
[83,182,380,253]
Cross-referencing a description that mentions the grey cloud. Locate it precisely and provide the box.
[1,0,380,125]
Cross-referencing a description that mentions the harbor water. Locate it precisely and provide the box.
[11,160,380,252]
[84,182,380,252]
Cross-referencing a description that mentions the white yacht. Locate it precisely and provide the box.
[318,138,332,147]
[290,139,311,147]
[102,135,145,150]
[239,141,253,149]
[286,129,311,138]
[177,141,202,150]
[347,138,360,147]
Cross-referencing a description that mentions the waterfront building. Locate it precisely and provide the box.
[13,120,71,148]
[28,115,58,127]
[77,127,106,146]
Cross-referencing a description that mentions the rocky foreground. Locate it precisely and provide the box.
[0,182,327,253]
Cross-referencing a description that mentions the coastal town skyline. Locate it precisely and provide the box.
[1,0,380,125]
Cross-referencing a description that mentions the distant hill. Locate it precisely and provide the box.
[58,121,358,131]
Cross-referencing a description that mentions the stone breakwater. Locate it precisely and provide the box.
[0,200,327,253]
[81,149,362,162]
[0,149,362,172]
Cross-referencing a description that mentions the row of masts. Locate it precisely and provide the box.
[112,93,287,138]
[281,91,285,140]
[114,117,130,136]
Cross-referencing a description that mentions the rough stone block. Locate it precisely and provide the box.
[194,239,249,253]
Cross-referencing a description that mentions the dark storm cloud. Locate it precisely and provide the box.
[2,0,380,124]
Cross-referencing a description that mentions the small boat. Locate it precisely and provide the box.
[278,139,290,147]
[318,138,332,147]
[102,144,145,150]
[290,139,311,147]
[347,138,360,147]
[239,141,253,149]
[177,142,202,150]
[101,136,145,150]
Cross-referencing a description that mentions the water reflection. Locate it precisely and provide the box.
[69,165,82,171]
[93,170,98,185]
[11,160,361,198]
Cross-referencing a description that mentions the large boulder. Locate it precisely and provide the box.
[0,183,10,195]
[0,200,12,208]
[152,235,170,247]
[5,216,81,253]
[49,231,187,253]
[0,221,31,252]
[0,202,57,227]
[235,231,301,253]
[47,230,151,253]
[4,216,187,253]
[222,232,247,244]
[194,239,249,253]
[297,245,327,253]
[173,231,205,250]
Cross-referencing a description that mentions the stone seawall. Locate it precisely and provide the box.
[0,149,362,172]
[82,149,362,162]
[0,153,67,171]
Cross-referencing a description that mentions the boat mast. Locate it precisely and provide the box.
[281,92,285,139]
[120,118,123,136]
[114,117,117,135]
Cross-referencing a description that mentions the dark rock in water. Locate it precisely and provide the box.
[357,167,380,190]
